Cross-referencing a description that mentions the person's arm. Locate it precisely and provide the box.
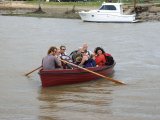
[79,55,88,66]
[54,57,62,68]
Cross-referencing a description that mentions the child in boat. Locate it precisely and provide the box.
[70,47,82,63]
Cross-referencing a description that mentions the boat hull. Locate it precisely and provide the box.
[79,11,136,23]
[39,64,115,87]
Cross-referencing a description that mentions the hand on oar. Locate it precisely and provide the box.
[25,66,42,76]
[60,59,125,85]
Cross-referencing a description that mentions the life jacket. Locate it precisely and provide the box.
[69,50,79,62]
[104,53,114,65]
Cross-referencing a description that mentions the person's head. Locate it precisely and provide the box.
[60,45,66,54]
[82,43,88,51]
[94,47,105,55]
[77,47,82,53]
[56,48,61,56]
[47,46,57,55]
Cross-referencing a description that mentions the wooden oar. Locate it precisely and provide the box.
[60,59,125,85]
[25,66,42,76]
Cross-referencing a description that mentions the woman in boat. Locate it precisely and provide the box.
[94,47,114,66]
[42,46,62,70]
[94,47,107,66]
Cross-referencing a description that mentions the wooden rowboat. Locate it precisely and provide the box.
[38,62,115,87]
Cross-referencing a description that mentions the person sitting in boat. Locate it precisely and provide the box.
[78,50,96,68]
[70,43,93,62]
[59,45,73,69]
[94,47,114,66]
[42,46,62,70]
[59,45,67,57]
[75,54,83,65]
[81,43,93,57]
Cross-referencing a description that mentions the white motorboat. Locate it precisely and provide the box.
[79,2,138,23]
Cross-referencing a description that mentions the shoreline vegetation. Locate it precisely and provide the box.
[0,1,160,21]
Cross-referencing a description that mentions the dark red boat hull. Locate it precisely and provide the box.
[39,64,115,87]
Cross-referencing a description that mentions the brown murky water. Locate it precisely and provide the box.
[0,16,160,120]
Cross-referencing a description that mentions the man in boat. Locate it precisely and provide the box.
[78,49,96,68]
[82,43,93,57]
[59,45,70,58]
[59,45,73,69]
[70,43,93,63]
[42,46,62,70]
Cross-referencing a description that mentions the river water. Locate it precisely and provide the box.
[0,16,160,120]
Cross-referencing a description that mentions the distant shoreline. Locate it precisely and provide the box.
[0,1,95,19]
[0,1,160,21]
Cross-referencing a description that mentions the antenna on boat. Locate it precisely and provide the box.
[133,0,137,13]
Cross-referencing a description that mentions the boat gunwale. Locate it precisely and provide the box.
[39,63,115,75]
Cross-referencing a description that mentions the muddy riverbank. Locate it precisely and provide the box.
[0,1,160,21]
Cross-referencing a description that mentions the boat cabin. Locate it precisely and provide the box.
[98,3,123,14]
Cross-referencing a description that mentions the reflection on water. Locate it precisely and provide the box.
[0,16,160,120]
[38,82,113,120]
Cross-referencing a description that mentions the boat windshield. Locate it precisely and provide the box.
[99,5,116,10]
